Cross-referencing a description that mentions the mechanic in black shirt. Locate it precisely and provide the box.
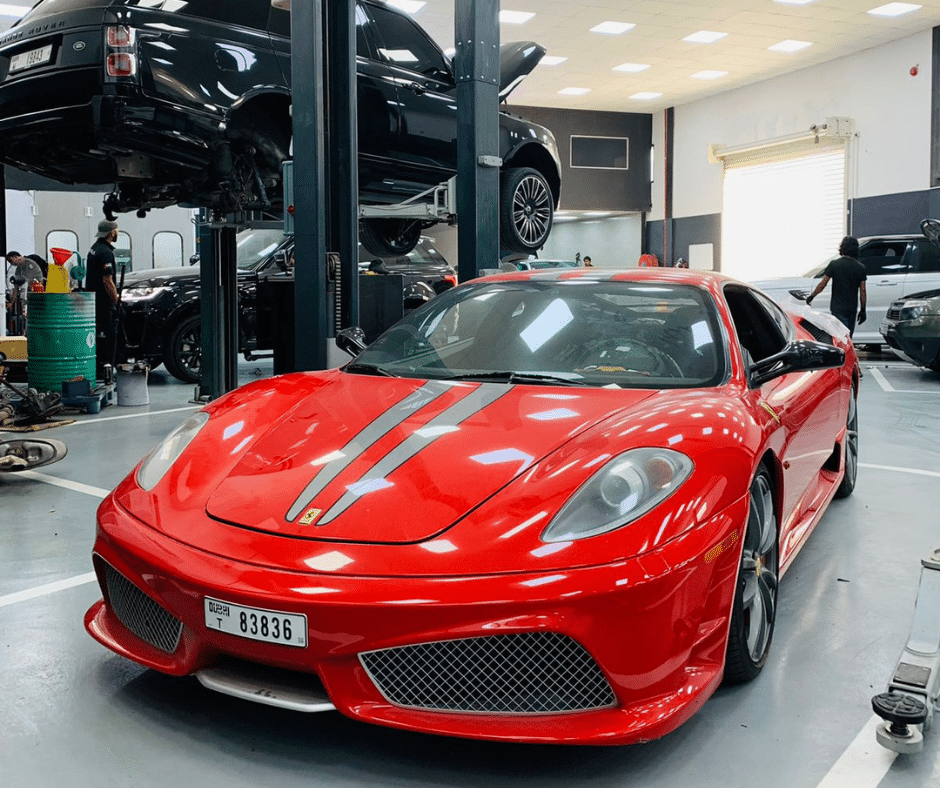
[86,220,121,378]
[805,235,868,336]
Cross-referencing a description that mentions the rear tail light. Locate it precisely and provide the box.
[107,53,136,77]
[106,26,135,47]
[443,274,458,288]
[105,25,137,82]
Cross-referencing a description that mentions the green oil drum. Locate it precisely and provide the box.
[26,292,97,392]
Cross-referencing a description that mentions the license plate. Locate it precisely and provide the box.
[204,597,307,648]
[9,44,53,73]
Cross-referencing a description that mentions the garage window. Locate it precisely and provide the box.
[713,126,851,282]
[153,232,183,269]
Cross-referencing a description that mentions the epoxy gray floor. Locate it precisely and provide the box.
[2,352,939,788]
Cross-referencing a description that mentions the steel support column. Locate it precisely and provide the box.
[291,0,328,371]
[326,0,359,331]
[198,220,238,398]
[455,0,501,282]
[663,106,675,268]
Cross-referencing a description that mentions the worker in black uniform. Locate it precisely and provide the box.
[805,235,868,336]
[86,219,120,379]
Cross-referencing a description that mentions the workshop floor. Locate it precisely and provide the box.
[2,352,938,788]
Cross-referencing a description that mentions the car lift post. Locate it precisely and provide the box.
[455,0,501,283]
[872,546,940,753]
[197,213,239,399]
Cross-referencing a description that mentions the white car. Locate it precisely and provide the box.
[752,235,940,345]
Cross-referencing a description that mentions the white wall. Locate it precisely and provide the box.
[650,29,934,222]
[3,189,36,255]
[538,214,642,267]
[427,214,643,269]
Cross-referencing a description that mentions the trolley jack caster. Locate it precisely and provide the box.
[872,547,940,753]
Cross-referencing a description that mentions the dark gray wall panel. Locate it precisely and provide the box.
[849,190,937,237]
[507,105,652,212]
[646,214,721,268]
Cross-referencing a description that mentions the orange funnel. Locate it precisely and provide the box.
[50,247,73,266]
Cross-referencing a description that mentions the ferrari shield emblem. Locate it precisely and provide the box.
[298,507,322,526]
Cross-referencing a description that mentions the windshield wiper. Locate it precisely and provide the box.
[345,362,398,377]
[448,371,589,387]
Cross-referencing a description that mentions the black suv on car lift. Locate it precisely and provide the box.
[118,229,458,383]
[0,0,562,257]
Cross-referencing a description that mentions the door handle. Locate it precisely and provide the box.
[406,82,427,95]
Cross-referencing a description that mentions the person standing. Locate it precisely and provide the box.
[86,220,121,377]
[805,236,867,336]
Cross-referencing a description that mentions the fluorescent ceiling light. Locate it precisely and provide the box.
[775,0,816,5]
[444,47,456,57]
[683,30,728,44]
[868,2,921,16]
[691,70,728,79]
[500,10,535,24]
[386,0,425,12]
[0,4,28,18]
[590,21,635,35]
[630,92,662,100]
[614,62,651,73]
[769,39,812,52]
[539,55,568,66]
[558,87,591,95]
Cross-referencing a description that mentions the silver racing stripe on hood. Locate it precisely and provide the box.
[315,384,511,527]
[285,381,455,522]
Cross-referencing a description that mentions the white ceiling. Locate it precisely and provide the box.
[413,0,940,112]
[1,1,939,113]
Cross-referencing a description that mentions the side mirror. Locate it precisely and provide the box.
[336,326,367,358]
[750,340,845,387]
[274,250,289,272]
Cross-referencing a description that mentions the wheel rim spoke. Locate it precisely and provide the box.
[739,471,778,663]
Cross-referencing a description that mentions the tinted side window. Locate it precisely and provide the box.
[752,290,795,341]
[724,285,787,365]
[909,239,940,273]
[858,240,910,276]
[367,5,450,78]
[121,0,271,29]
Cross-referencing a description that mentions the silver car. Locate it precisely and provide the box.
[752,235,940,345]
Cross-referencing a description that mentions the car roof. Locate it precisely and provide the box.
[477,267,743,289]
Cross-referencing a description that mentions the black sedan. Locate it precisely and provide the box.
[881,288,940,372]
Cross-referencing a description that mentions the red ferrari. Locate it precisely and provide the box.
[85,269,860,745]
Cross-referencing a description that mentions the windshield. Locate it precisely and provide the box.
[351,280,726,389]
[236,229,288,271]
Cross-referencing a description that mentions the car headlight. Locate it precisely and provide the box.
[137,412,209,490]
[122,286,170,302]
[541,448,694,543]
[898,301,930,321]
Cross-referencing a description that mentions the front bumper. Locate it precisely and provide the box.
[85,493,746,745]
[880,317,940,369]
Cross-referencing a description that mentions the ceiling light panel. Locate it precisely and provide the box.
[691,70,728,79]
[613,62,651,73]
[769,39,813,52]
[500,10,534,24]
[630,92,662,100]
[683,31,728,44]
[539,56,568,66]
[590,21,635,35]
[867,3,921,16]
[558,87,591,95]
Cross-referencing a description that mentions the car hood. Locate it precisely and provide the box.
[499,41,545,99]
[122,266,253,288]
[899,287,940,301]
[204,374,657,543]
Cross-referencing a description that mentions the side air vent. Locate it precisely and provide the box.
[799,318,834,345]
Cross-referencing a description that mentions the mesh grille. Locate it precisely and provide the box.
[360,632,616,714]
[799,318,834,345]
[887,305,902,321]
[105,563,182,654]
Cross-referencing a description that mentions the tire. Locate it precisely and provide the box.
[835,390,858,499]
[360,219,422,257]
[500,167,554,254]
[163,315,201,384]
[724,466,779,684]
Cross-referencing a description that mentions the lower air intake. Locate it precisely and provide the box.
[360,631,616,714]
[105,563,182,654]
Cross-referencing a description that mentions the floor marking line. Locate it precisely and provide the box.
[815,715,897,788]
[0,572,97,608]
[62,405,199,426]
[860,463,940,479]
[14,470,110,498]
[868,367,895,392]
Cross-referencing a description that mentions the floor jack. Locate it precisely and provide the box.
[871,547,940,753]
